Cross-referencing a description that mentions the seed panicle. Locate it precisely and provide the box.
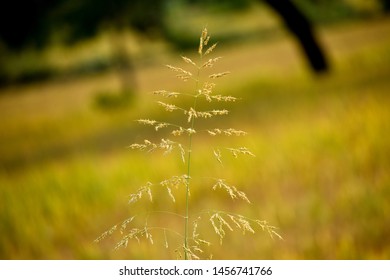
[96,27,281,259]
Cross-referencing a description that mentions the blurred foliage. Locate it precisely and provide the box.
[294,0,359,23]
[186,0,253,11]
[0,0,166,50]
[0,0,388,87]
[94,89,135,110]
[0,1,387,49]
[293,0,385,23]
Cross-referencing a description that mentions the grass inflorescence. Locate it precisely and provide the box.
[95,28,281,259]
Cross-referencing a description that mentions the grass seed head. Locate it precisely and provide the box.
[96,27,280,259]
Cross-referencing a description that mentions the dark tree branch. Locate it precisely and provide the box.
[262,0,329,73]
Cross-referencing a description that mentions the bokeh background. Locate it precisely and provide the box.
[1,0,390,259]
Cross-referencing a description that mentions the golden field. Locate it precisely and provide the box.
[1,17,390,259]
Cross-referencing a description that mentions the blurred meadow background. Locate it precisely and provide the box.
[1,0,390,259]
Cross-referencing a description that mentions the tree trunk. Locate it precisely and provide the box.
[262,0,329,73]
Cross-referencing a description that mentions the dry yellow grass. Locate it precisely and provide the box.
[1,17,390,259]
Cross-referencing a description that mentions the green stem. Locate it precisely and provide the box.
[184,65,201,260]
[184,98,197,260]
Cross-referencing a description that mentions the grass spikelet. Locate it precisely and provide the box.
[212,179,236,199]
[213,149,223,164]
[224,128,247,136]
[198,28,208,55]
[166,186,176,203]
[94,224,118,243]
[185,108,229,122]
[212,179,250,203]
[211,95,238,102]
[129,139,185,156]
[171,127,184,136]
[186,128,196,135]
[164,229,169,249]
[208,128,221,136]
[236,189,251,204]
[137,119,157,125]
[120,216,135,234]
[166,65,193,81]
[211,109,229,116]
[207,128,247,136]
[137,119,171,131]
[196,111,213,119]
[114,228,145,250]
[204,35,210,46]
[223,214,255,234]
[209,71,231,79]
[160,175,189,189]
[200,82,215,101]
[181,55,197,66]
[128,140,157,152]
[154,122,169,131]
[159,175,190,201]
[159,139,175,155]
[236,215,255,234]
[183,246,200,260]
[255,220,284,240]
[166,65,193,76]
[228,214,242,229]
[202,57,222,68]
[128,183,153,204]
[210,212,233,244]
[192,217,211,247]
[204,42,218,56]
[157,101,180,112]
[227,147,256,158]
[145,228,154,245]
[192,218,200,240]
[178,144,186,163]
[153,90,181,98]
[186,107,198,123]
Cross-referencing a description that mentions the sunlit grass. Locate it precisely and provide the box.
[1,18,390,259]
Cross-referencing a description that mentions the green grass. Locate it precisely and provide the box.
[1,17,390,259]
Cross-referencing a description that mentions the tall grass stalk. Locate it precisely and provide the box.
[95,28,281,259]
[184,49,202,259]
